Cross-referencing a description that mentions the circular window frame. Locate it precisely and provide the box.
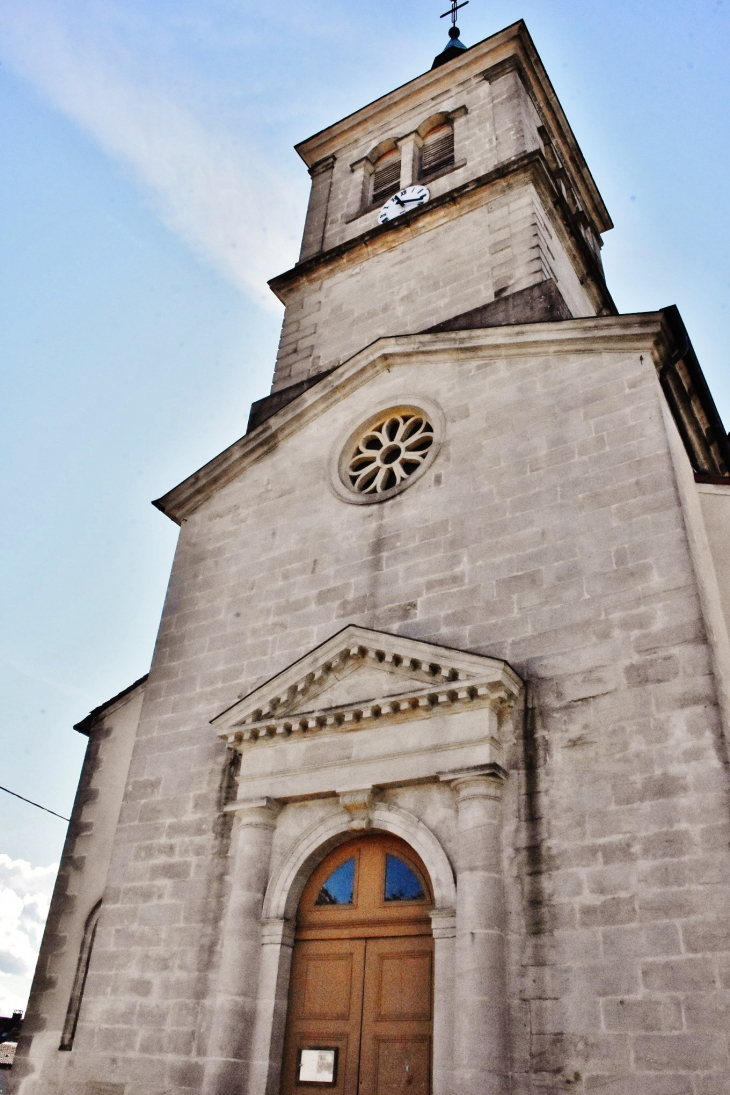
[329,397,445,505]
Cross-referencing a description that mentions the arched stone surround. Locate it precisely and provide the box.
[245,799,456,1095]
[262,799,457,921]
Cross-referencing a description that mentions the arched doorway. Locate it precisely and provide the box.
[280,833,434,1095]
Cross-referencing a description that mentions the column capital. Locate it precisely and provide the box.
[438,764,508,800]
[224,796,281,824]
[309,154,336,178]
[349,155,374,175]
[429,908,457,939]
[396,130,423,150]
[261,917,295,948]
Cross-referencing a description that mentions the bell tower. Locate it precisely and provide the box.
[267,20,614,397]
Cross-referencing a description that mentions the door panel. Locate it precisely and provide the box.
[280,940,365,1095]
[359,936,433,1095]
[301,953,358,1020]
[371,1037,431,1095]
[373,950,433,1021]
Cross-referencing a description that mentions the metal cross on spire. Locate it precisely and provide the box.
[440,0,468,28]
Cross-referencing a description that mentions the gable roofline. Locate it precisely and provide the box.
[73,674,148,736]
[294,20,612,237]
[152,311,689,527]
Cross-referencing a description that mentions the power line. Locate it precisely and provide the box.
[0,785,69,822]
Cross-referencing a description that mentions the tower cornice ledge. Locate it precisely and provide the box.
[152,311,703,525]
[268,150,614,318]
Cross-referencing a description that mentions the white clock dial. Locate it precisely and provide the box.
[378,185,430,224]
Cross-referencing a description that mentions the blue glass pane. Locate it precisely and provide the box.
[315,858,355,906]
[384,854,425,902]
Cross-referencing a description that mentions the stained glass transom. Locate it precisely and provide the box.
[314,858,355,906]
[384,854,425,902]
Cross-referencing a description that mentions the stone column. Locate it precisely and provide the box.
[429,908,456,1095]
[246,918,296,1095]
[443,765,509,1095]
[202,797,280,1095]
[299,155,335,262]
[349,156,374,219]
[397,132,421,189]
[449,105,468,164]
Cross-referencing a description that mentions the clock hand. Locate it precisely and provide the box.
[392,195,406,207]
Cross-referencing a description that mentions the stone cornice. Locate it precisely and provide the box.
[219,676,515,748]
[152,311,676,525]
[212,624,523,750]
[268,151,613,318]
[294,21,611,236]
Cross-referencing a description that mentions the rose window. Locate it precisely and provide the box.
[346,412,434,495]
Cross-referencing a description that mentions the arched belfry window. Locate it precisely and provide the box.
[59,899,101,1050]
[419,122,455,180]
[371,148,401,205]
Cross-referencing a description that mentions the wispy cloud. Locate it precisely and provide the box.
[0,855,58,1016]
[0,1,300,308]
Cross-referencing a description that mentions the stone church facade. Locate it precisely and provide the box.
[13,19,730,1095]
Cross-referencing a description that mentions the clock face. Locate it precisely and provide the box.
[378,185,430,224]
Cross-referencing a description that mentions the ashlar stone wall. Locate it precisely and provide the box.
[315,67,543,255]
[18,320,730,1094]
[13,683,145,1095]
[273,181,596,392]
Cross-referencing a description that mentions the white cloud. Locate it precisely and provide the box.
[0,855,58,1016]
[0,1,299,309]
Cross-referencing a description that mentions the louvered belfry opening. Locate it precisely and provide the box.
[420,124,455,179]
[371,149,401,205]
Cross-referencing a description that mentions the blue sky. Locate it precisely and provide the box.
[1,0,729,1012]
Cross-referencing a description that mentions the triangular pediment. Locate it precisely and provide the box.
[152,314,670,526]
[212,625,522,744]
[282,659,429,713]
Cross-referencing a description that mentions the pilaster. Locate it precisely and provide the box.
[202,797,281,1095]
[441,765,510,1095]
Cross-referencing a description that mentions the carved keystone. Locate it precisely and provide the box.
[339,788,374,830]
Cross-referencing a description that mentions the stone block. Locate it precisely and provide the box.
[633,1033,728,1072]
[585,1076,693,1094]
[682,917,730,954]
[578,895,637,928]
[612,773,688,806]
[576,962,642,999]
[641,957,717,993]
[601,996,682,1032]
[638,829,695,861]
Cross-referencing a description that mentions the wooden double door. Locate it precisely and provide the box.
[280,835,434,1095]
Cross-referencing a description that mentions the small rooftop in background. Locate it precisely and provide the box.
[0,1042,18,1068]
[0,1011,22,1070]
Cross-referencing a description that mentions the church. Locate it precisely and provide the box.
[12,17,730,1095]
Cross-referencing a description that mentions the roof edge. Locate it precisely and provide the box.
[74,674,148,736]
[152,311,674,526]
[294,21,527,162]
